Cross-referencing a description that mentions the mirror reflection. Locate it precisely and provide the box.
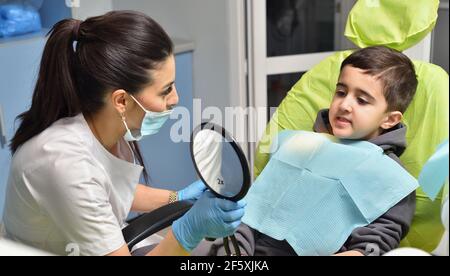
[192,129,244,199]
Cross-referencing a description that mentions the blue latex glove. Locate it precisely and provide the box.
[172,191,246,251]
[177,179,207,201]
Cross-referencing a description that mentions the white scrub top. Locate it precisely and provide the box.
[2,114,143,256]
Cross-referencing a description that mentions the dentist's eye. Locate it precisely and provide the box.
[161,86,173,97]
[166,86,173,93]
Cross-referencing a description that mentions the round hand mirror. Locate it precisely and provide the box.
[190,122,250,202]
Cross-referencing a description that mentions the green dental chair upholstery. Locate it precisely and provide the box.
[254,0,448,252]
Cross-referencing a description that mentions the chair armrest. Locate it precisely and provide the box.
[122,200,194,250]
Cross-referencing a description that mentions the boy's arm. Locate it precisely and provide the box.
[337,191,416,256]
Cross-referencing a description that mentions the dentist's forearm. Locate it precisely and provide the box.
[146,229,190,256]
[106,229,190,256]
[131,184,172,212]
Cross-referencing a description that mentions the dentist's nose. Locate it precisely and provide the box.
[167,86,179,109]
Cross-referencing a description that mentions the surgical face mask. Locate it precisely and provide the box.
[122,94,173,141]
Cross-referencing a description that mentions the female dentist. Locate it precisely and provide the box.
[2,11,245,256]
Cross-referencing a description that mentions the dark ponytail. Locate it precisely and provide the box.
[10,11,174,183]
[10,19,81,154]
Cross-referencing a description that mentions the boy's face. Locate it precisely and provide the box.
[329,65,402,140]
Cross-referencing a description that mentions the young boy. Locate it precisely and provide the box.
[194,46,418,256]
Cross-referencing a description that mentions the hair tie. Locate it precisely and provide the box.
[72,20,82,41]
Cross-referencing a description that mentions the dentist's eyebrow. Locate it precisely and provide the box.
[159,81,175,95]
[163,81,175,89]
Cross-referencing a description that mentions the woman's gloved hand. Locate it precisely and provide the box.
[177,179,207,201]
[172,191,246,251]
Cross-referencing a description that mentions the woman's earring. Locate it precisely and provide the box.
[120,112,126,122]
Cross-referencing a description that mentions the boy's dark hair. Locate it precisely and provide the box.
[341,46,418,113]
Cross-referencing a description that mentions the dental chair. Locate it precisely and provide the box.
[254,0,449,253]
[122,200,193,252]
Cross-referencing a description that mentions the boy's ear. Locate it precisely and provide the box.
[380,111,403,130]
